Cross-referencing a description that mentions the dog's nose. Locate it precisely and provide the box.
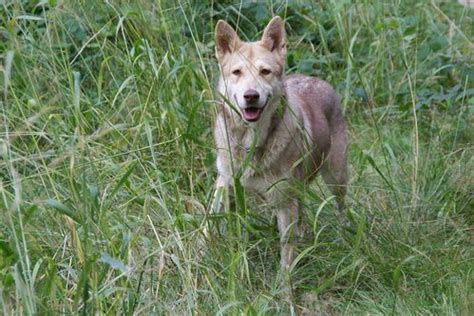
[243,89,260,104]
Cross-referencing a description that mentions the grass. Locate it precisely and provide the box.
[0,0,473,314]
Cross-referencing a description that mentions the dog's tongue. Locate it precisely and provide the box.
[243,107,263,122]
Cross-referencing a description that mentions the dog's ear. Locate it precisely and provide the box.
[215,20,240,60]
[261,16,286,57]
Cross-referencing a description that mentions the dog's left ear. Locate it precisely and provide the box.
[261,16,287,57]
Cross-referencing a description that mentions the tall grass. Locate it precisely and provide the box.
[0,0,472,314]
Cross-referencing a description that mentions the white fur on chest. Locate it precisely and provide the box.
[214,106,305,197]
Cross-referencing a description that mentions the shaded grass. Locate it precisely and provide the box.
[0,0,473,314]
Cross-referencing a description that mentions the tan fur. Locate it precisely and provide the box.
[213,17,348,274]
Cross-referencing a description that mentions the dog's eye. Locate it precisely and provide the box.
[232,69,242,76]
[260,68,272,75]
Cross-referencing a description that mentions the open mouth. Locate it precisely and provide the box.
[242,107,264,122]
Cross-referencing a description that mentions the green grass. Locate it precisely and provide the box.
[0,0,473,314]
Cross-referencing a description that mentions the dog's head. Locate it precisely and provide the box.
[215,17,287,123]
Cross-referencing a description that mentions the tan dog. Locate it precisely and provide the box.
[213,16,348,274]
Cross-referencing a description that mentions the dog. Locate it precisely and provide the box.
[213,16,348,275]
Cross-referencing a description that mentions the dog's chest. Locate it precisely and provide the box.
[231,142,295,194]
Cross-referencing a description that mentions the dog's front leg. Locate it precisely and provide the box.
[204,175,231,239]
[276,200,300,273]
[211,174,231,213]
[216,173,233,208]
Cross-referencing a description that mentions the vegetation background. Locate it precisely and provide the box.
[0,0,472,314]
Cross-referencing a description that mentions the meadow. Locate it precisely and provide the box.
[0,0,473,314]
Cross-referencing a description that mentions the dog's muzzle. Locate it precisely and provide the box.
[240,92,271,122]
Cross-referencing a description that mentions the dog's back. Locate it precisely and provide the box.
[284,74,348,208]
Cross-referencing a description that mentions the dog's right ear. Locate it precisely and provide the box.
[215,20,240,60]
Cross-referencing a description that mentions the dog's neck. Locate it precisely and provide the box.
[220,95,286,154]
